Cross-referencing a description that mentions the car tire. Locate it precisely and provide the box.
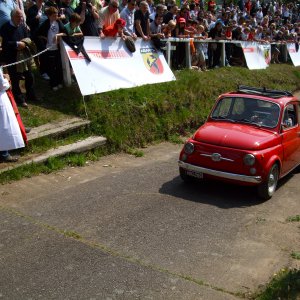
[179,167,193,183]
[257,163,279,200]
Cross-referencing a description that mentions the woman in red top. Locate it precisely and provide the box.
[245,0,252,13]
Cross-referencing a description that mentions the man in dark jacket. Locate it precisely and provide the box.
[0,8,38,107]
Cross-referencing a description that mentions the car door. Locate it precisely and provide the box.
[281,102,300,174]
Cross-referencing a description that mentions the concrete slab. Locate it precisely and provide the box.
[0,136,106,174]
[27,117,91,141]
[0,209,239,300]
[1,143,299,297]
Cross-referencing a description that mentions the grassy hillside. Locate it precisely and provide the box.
[81,64,300,150]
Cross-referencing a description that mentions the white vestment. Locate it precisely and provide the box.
[0,69,25,151]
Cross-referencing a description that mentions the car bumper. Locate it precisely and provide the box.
[178,161,262,184]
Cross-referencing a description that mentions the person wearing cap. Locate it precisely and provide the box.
[102,17,126,38]
[174,17,187,69]
[175,17,187,37]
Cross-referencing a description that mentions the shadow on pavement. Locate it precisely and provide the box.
[159,175,269,209]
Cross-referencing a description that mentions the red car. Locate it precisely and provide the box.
[178,86,300,200]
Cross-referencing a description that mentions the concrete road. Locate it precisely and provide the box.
[0,142,299,299]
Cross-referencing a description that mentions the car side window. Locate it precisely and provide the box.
[282,104,296,128]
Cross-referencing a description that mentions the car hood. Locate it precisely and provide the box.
[193,121,278,150]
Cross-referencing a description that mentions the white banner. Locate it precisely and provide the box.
[286,43,300,67]
[63,37,176,96]
[241,41,270,70]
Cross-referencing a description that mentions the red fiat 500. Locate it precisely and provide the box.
[178,86,300,200]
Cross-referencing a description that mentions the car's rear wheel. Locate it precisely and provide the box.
[179,167,193,183]
[257,163,279,200]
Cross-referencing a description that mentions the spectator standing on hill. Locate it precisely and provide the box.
[0,0,26,28]
[35,6,66,91]
[119,0,127,13]
[45,0,60,10]
[176,4,190,23]
[98,0,120,37]
[174,17,187,68]
[26,0,50,81]
[26,0,46,38]
[146,0,155,15]
[120,0,137,39]
[162,19,176,37]
[149,4,165,22]
[150,13,164,48]
[207,0,216,13]
[74,0,99,36]
[0,0,17,29]
[134,1,150,40]
[238,0,244,12]
[256,6,263,24]
[163,4,178,24]
[59,0,75,24]
[208,20,224,68]
[0,9,38,107]
[64,12,83,35]
[193,24,209,71]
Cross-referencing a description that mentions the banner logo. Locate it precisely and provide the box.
[140,48,164,74]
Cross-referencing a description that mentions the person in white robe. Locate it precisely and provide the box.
[0,68,25,162]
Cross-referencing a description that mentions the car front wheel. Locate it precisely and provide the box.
[257,163,279,200]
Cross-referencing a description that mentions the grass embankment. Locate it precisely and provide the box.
[1,64,300,183]
[1,65,300,298]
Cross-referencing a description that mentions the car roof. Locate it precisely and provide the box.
[222,85,298,106]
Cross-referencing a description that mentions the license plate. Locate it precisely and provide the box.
[187,170,203,179]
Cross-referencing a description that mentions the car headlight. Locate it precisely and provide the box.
[243,154,256,166]
[184,142,194,155]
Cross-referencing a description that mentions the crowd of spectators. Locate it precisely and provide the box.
[0,0,299,162]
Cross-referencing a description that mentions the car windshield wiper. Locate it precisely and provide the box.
[212,116,236,122]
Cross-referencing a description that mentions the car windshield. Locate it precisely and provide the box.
[211,97,280,128]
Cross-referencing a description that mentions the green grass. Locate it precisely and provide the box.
[0,147,112,184]
[126,148,145,157]
[20,65,300,153]
[287,215,300,222]
[254,268,300,300]
[291,252,300,260]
